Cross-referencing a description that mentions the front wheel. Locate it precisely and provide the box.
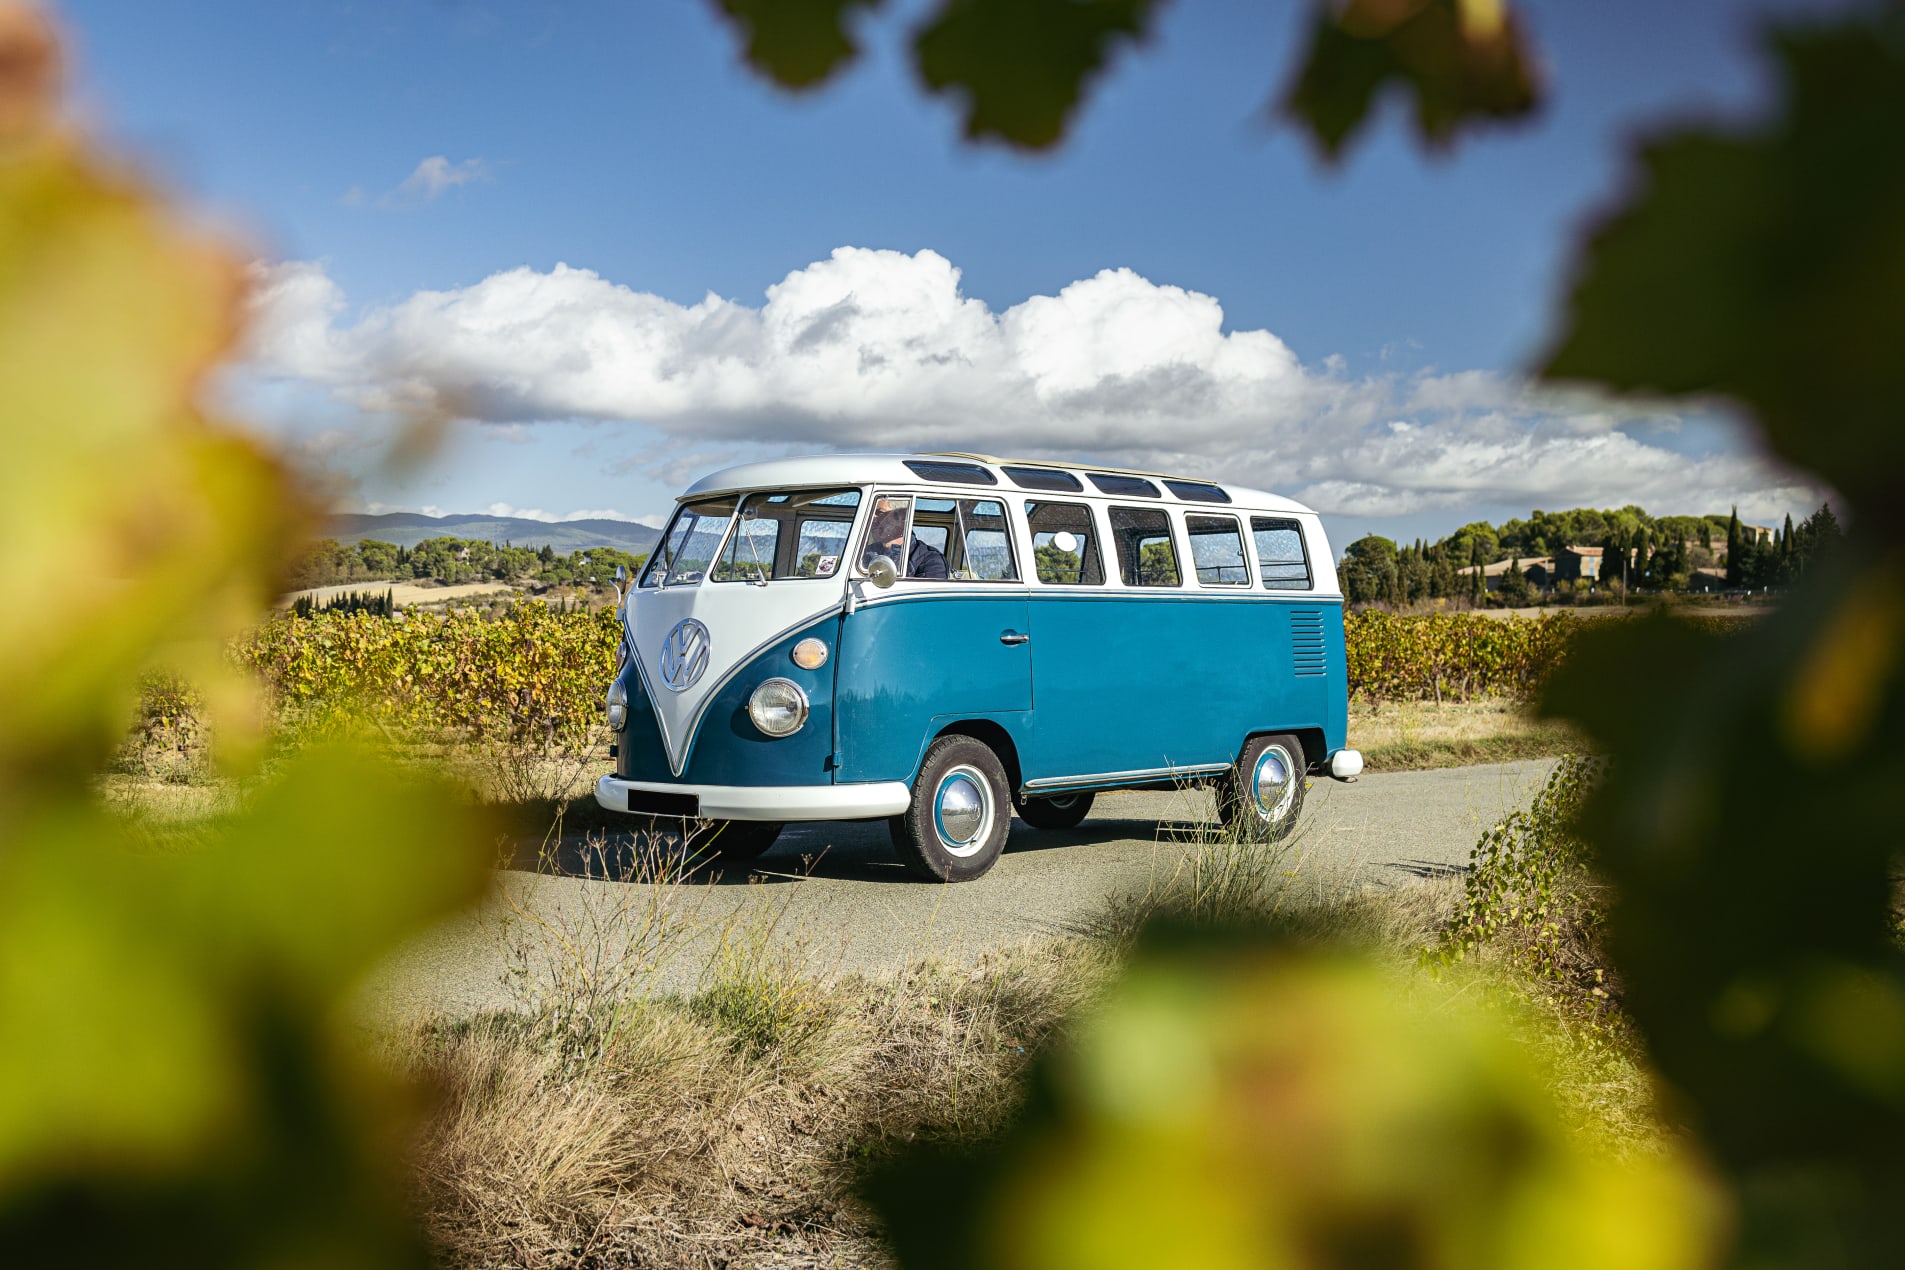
[1215,734,1307,843]
[1013,790,1095,831]
[889,735,1012,882]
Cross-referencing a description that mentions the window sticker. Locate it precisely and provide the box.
[815,554,838,576]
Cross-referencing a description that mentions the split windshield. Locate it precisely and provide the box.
[639,488,862,588]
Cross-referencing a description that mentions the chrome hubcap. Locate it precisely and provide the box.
[935,766,992,857]
[1252,747,1297,822]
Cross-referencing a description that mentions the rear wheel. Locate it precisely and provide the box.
[1215,734,1307,842]
[1013,790,1095,831]
[889,735,1012,882]
[693,819,783,863]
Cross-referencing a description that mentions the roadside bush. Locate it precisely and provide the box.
[1435,755,1615,1018]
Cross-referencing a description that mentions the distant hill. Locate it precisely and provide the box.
[326,512,661,556]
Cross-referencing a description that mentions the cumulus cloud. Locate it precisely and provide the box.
[245,247,1816,522]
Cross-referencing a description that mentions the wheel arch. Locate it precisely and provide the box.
[1241,727,1327,773]
[929,718,1024,793]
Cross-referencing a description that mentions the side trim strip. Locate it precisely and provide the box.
[1022,762,1230,794]
[855,590,1345,608]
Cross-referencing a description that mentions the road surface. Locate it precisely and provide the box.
[365,759,1558,1025]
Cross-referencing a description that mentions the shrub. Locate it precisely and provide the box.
[1435,755,1614,1016]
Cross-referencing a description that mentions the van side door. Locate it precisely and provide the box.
[833,493,1031,784]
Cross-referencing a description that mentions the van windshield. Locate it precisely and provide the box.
[640,495,739,588]
[713,489,862,583]
[641,488,863,588]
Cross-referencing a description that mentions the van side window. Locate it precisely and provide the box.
[1026,501,1104,585]
[1110,506,1180,587]
[862,494,935,578]
[1252,517,1313,590]
[1186,514,1249,586]
[913,497,1019,581]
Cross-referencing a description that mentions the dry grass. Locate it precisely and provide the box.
[403,817,1664,1270]
[1351,697,1582,771]
[406,937,1109,1268]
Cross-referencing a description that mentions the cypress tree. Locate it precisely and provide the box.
[1725,507,1743,587]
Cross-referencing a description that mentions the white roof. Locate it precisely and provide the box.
[677,452,1315,516]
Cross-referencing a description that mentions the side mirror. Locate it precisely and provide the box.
[865,555,899,589]
[614,563,628,595]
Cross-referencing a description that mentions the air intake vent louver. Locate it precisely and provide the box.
[1290,609,1326,677]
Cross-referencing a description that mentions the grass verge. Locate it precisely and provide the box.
[1351,697,1583,771]
[397,780,1661,1267]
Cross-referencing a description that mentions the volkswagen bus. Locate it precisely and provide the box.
[595,453,1360,882]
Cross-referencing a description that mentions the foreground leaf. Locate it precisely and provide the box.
[0,749,490,1264]
[1283,0,1542,160]
[913,0,1166,149]
[1542,13,1905,515]
[706,0,885,89]
[869,931,1719,1270]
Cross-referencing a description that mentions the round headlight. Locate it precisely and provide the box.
[606,678,628,732]
[791,637,829,670]
[747,678,809,737]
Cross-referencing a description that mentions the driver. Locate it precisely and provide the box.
[864,497,948,580]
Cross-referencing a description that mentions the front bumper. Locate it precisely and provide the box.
[1328,749,1364,780]
[594,774,911,822]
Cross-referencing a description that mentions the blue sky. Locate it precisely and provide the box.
[61,0,1838,548]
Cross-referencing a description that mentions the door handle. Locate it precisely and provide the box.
[999,631,1030,645]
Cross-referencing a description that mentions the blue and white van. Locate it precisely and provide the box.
[595,454,1360,881]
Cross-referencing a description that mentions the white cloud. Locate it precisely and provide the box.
[245,246,1819,524]
[346,156,491,208]
[356,502,451,518]
[399,155,490,200]
[483,502,554,522]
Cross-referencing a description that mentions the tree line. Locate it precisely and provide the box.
[290,588,394,618]
[1341,502,1842,607]
[287,536,647,591]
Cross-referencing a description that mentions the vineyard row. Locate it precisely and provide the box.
[159,607,1734,746]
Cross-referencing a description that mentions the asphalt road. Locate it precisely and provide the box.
[364,759,1558,1026]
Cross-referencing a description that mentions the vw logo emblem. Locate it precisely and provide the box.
[658,618,711,692]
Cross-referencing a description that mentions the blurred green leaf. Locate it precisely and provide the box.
[913,0,1166,149]
[0,9,492,1264]
[0,748,490,1264]
[1283,0,1542,160]
[869,930,1720,1270]
[706,0,885,90]
[1538,557,1905,1259]
[1542,13,1905,516]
